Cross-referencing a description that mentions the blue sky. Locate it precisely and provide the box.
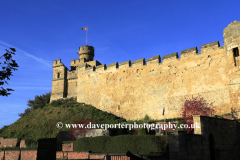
[0,0,240,128]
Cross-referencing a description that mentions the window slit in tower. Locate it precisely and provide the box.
[57,73,60,78]
[233,47,239,66]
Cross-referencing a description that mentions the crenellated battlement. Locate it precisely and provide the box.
[52,40,225,76]
[78,45,94,56]
[147,55,161,64]
[119,60,131,67]
[200,41,220,53]
[107,62,119,69]
[53,59,65,68]
[96,64,107,71]
[71,59,81,66]
[181,47,198,58]
[51,21,240,121]
[132,58,146,66]
[77,41,226,75]
[162,52,179,61]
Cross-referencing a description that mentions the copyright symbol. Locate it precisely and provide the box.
[56,122,63,129]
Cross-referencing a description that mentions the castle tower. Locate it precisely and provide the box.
[50,59,68,102]
[77,45,95,63]
[223,20,240,117]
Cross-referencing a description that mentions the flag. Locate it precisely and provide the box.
[162,106,165,116]
[81,27,87,30]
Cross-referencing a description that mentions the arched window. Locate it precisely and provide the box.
[57,73,60,78]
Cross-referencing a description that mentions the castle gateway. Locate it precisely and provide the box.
[51,21,240,120]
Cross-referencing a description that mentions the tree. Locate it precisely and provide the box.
[180,94,216,134]
[26,92,51,110]
[0,48,18,96]
[0,48,19,96]
[18,92,51,117]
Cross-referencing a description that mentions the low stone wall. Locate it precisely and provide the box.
[0,150,136,160]
[168,115,240,160]
[0,150,37,160]
[0,137,18,148]
[20,140,26,148]
[62,142,73,151]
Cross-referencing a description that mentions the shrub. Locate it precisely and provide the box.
[176,120,185,131]
[50,97,76,107]
[18,92,51,117]
[138,128,147,135]
[180,93,216,134]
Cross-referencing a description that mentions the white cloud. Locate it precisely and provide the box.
[11,87,51,90]
[10,82,51,85]
[0,40,52,67]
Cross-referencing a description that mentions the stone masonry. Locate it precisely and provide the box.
[168,115,240,160]
[51,21,240,120]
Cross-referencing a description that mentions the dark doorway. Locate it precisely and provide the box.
[209,133,215,160]
[233,47,239,66]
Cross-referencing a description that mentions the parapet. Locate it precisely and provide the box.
[53,59,64,68]
[162,52,179,61]
[78,45,95,57]
[107,62,119,70]
[181,47,198,57]
[119,60,131,67]
[71,59,81,66]
[223,21,240,51]
[96,64,106,71]
[200,41,220,53]
[223,20,240,36]
[147,55,161,64]
[132,58,146,66]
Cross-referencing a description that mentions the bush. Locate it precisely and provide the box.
[50,97,76,107]
[138,128,147,135]
[176,120,185,131]
[0,125,9,134]
[24,139,38,148]
[180,93,216,134]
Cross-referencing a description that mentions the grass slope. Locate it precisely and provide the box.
[0,97,182,148]
[0,98,126,144]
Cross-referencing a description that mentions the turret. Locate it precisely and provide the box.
[223,21,240,52]
[50,59,68,102]
[77,45,94,63]
[223,20,240,118]
[223,20,240,67]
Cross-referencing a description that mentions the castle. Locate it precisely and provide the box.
[50,21,240,120]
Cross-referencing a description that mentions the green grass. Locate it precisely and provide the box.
[0,97,180,149]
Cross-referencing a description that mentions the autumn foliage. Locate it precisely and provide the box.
[67,116,97,140]
[180,94,216,134]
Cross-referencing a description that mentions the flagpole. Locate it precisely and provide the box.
[162,105,166,131]
[164,112,165,123]
[164,105,165,129]
[86,26,88,45]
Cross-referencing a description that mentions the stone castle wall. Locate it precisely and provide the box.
[50,21,240,121]
[77,43,231,120]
